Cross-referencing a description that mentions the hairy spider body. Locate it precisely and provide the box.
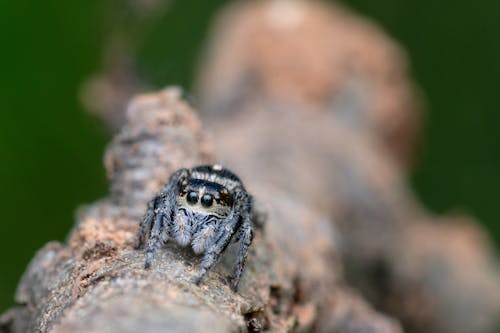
[135,165,254,291]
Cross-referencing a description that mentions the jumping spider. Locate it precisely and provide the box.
[135,165,255,291]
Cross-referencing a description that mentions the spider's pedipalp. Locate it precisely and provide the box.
[173,210,192,246]
[191,222,216,254]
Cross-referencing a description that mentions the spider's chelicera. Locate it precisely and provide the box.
[135,165,254,291]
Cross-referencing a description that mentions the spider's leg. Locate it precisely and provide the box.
[143,168,190,268]
[160,209,172,243]
[144,209,165,269]
[135,200,155,249]
[157,168,190,213]
[228,191,254,291]
[194,214,239,286]
[163,168,190,221]
[230,220,253,291]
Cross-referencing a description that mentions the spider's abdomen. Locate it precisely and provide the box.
[190,165,243,192]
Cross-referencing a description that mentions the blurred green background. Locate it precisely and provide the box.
[1,0,499,314]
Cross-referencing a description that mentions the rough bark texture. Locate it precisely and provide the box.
[195,2,500,333]
[0,88,402,333]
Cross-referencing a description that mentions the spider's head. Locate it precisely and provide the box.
[177,178,234,217]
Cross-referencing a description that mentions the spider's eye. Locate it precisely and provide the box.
[200,194,214,207]
[187,191,199,205]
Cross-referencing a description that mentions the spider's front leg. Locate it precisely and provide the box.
[138,168,190,269]
[194,212,240,287]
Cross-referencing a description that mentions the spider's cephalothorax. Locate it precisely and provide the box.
[135,165,254,291]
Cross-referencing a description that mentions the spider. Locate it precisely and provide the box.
[135,164,255,291]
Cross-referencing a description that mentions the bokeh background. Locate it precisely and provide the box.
[1,0,499,315]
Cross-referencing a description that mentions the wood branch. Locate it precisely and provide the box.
[0,88,402,333]
[4,1,499,333]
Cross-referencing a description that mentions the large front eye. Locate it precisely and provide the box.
[200,194,214,207]
[187,191,198,205]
